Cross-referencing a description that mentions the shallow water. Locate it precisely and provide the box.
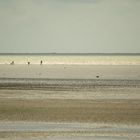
[0,65,140,80]
[0,122,140,140]
[0,122,140,132]
[17,136,140,140]
[0,54,140,65]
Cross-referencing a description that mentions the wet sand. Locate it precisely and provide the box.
[0,65,140,79]
[0,98,140,123]
[0,64,140,139]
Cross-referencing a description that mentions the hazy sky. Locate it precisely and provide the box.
[0,0,140,53]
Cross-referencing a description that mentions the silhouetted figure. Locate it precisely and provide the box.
[28,62,30,65]
[10,61,14,65]
[96,76,99,78]
[40,60,43,65]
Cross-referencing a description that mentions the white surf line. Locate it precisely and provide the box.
[0,122,140,133]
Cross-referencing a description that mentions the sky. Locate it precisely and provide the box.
[0,0,140,53]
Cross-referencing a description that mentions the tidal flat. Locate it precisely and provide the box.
[0,65,140,139]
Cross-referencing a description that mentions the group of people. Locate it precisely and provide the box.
[10,60,43,65]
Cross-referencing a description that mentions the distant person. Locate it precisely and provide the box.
[28,62,30,65]
[40,60,43,65]
[96,76,99,78]
[10,61,14,65]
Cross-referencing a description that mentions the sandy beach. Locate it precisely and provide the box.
[0,64,140,139]
[0,64,140,79]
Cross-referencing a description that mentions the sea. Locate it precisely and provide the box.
[0,53,140,65]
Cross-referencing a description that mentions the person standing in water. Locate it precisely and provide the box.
[28,62,30,65]
[40,60,43,65]
[10,61,14,65]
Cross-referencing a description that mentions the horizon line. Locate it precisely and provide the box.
[0,52,140,55]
